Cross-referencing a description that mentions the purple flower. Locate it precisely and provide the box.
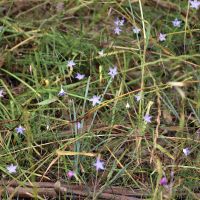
[172,18,181,27]
[108,66,118,78]
[159,33,166,42]
[67,60,76,68]
[160,177,168,186]
[144,114,152,123]
[119,18,125,26]
[16,125,25,135]
[58,87,66,96]
[114,26,122,35]
[189,0,200,9]
[75,73,85,80]
[93,158,104,171]
[114,18,124,27]
[7,164,17,174]
[132,27,141,34]
[183,147,190,156]
[89,95,101,106]
[0,89,4,98]
[67,170,75,178]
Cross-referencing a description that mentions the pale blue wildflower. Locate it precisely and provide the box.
[89,95,101,106]
[75,73,85,80]
[183,147,190,156]
[67,60,76,68]
[144,114,152,123]
[114,18,124,27]
[189,0,200,9]
[172,18,181,27]
[58,87,66,96]
[7,164,17,174]
[114,26,122,35]
[16,125,25,135]
[108,66,118,78]
[159,33,166,41]
[132,27,141,34]
[93,158,104,171]
[135,93,142,102]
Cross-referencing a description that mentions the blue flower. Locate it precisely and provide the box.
[189,0,200,9]
[183,147,190,156]
[143,114,152,123]
[58,87,66,96]
[135,93,142,102]
[75,73,85,80]
[93,158,105,171]
[114,26,122,35]
[114,18,124,27]
[172,18,181,27]
[89,95,101,106]
[159,33,166,42]
[16,125,25,135]
[67,60,76,68]
[132,27,141,34]
[7,164,17,174]
[108,66,118,78]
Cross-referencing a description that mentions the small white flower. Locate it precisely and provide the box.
[89,95,101,106]
[46,124,50,130]
[58,87,66,96]
[132,27,141,34]
[108,66,118,78]
[126,102,130,109]
[172,18,181,27]
[0,89,4,98]
[159,33,166,41]
[67,60,76,68]
[98,50,104,56]
[114,26,122,35]
[75,73,85,80]
[189,0,200,9]
[16,125,25,135]
[183,147,190,156]
[7,164,17,174]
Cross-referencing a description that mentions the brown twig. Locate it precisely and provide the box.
[0,181,148,199]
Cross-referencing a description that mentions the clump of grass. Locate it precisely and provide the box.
[0,0,200,199]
